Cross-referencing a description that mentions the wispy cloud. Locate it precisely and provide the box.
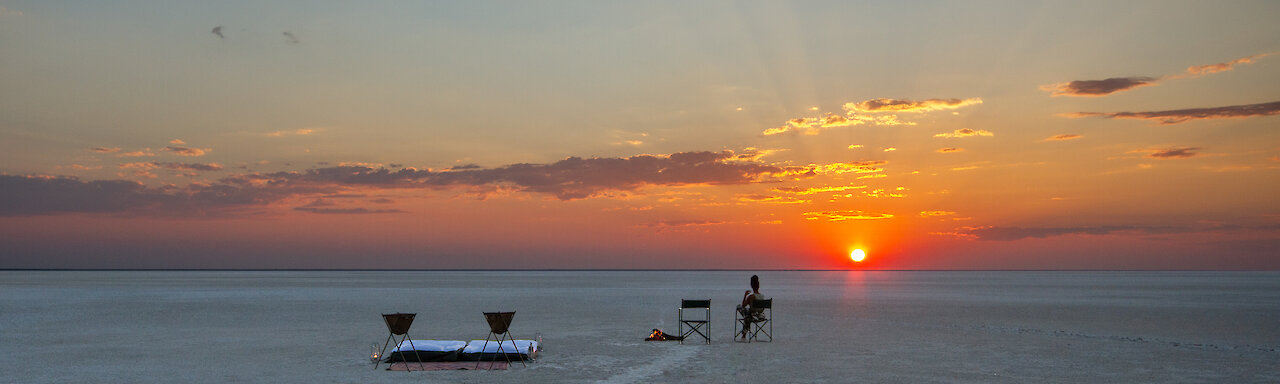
[211,26,224,39]
[267,128,317,137]
[230,150,809,201]
[283,31,300,44]
[641,219,728,232]
[1040,77,1157,97]
[164,146,209,157]
[1043,134,1082,142]
[936,147,963,153]
[761,98,972,136]
[1,149,882,216]
[170,139,186,145]
[933,128,993,138]
[0,174,330,217]
[1066,101,1280,125]
[155,162,224,171]
[773,185,866,195]
[90,147,121,153]
[1184,53,1274,77]
[0,6,23,16]
[803,211,894,221]
[293,199,404,214]
[1043,53,1273,97]
[920,210,956,217]
[736,194,809,204]
[762,113,874,136]
[1132,146,1201,159]
[934,224,1280,241]
[844,98,983,113]
[118,151,156,157]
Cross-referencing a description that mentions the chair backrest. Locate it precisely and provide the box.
[681,299,710,309]
[483,311,516,334]
[382,313,416,335]
[751,298,771,309]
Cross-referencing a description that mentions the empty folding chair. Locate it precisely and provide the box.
[678,299,711,344]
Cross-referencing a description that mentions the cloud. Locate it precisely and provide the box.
[293,199,405,214]
[267,128,317,137]
[773,185,866,195]
[0,6,23,16]
[800,160,887,175]
[242,151,804,200]
[164,146,209,157]
[293,207,406,214]
[1066,101,1280,124]
[117,150,156,157]
[847,144,863,149]
[1185,53,1273,76]
[1040,77,1157,97]
[763,98,963,136]
[0,174,329,217]
[154,162,225,171]
[736,194,809,204]
[1043,53,1273,97]
[803,211,894,221]
[641,220,728,232]
[762,113,866,136]
[212,26,224,39]
[934,128,993,138]
[90,147,121,153]
[936,147,963,153]
[283,31,300,44]
[937,224,1280,241]
[1044,134,1082,142]
[1139,146,1201,159]
[63,164,103,171]
[920,210,956,217]
[0,150,853,216]
[844,98,983,113]
[945,225,1167,241]
[170,139,186,145]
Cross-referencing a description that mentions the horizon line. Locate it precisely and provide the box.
[2,268,1275,272]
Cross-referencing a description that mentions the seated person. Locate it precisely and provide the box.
[736,275,766,340]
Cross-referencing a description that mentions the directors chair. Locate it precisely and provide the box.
[678,299,711,344]
[735,298,772,342]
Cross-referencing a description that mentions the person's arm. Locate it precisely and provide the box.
[741,290,752,307]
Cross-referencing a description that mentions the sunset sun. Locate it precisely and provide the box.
[851,249,866,263]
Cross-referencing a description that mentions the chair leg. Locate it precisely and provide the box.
[406,334,423,371]
[677,308,684,345]
[505,332,526,367]
[475,334,492,370]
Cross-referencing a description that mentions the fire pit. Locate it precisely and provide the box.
[645,329,683,341]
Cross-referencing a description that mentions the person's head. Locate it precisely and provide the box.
[750,275,760,291]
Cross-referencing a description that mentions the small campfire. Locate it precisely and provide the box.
[645,328,683,341]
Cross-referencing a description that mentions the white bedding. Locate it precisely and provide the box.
[462,339,538,354]
[390,340,467,353]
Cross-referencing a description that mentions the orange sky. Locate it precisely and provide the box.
[1,2,1278,269]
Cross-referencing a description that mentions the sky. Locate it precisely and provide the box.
[1,1,1278,269]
